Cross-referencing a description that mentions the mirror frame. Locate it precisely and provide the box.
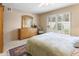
[21,15,33,28]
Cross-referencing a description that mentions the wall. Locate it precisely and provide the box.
[39,4,79,36]
[3,7,39,45]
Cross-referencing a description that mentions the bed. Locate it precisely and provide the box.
[27,32,79,56]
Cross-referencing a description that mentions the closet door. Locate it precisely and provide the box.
[0,6,4,53]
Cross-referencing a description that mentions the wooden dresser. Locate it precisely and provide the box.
[0,5,4,53]
[18,28,37,40]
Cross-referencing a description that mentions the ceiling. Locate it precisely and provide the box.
[3,3,75,14]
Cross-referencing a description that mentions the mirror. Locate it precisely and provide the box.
[21,15,33,28]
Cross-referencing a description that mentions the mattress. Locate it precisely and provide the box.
[27,32,79,56]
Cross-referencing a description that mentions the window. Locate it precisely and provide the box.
[46,12,70,34]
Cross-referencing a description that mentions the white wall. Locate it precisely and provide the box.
[3,7,39,46]
[39,4,79,36]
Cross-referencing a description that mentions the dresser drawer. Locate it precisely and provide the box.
[18,28,37,40]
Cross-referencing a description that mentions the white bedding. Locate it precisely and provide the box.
[27,32,79,56]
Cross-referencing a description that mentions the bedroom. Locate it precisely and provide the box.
[0,3,79,56]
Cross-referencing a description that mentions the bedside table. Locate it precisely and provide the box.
[38,31,44,35]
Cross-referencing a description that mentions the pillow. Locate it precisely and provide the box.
[74,41,79,48]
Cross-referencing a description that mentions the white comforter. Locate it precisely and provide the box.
[27,32,79,56]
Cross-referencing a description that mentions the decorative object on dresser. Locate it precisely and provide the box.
[18,15,37,40]
[0,4,4,53]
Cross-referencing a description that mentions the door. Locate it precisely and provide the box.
[0,6,4,53]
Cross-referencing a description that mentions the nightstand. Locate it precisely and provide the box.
[38,31,44,35]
